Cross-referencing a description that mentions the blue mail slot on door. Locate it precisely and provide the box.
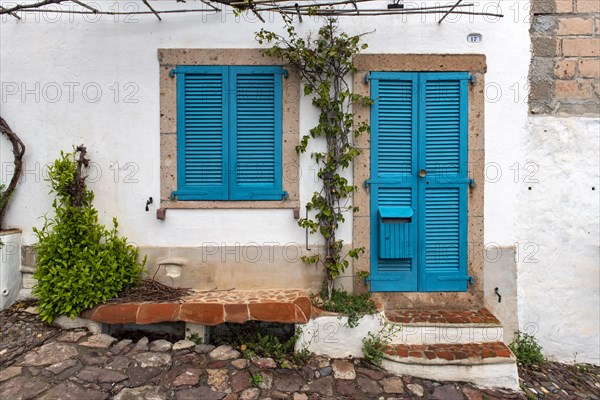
[379,206,414,259]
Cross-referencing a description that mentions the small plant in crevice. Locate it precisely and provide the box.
[211,322,311,367]
[33,146,145,323]
[312,286,377,328]
[361,322,402,367]
[186,331,203,345]
[249,373,263,387]
[509,330,545,366]
[355,271,370,285]
[569,352,593,373]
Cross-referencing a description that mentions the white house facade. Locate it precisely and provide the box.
[0,0,598,365]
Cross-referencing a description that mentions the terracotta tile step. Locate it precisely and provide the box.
[385,308,500,325]
[80,289,312,325]
[384,342,515,363]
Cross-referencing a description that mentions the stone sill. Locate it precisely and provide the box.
[160,200,300,210]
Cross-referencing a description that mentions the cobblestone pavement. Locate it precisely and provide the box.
[518,362,600,399]
[1,306,598,400]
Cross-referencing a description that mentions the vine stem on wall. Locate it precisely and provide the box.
[257,17,371,300]
[0,117,26,230]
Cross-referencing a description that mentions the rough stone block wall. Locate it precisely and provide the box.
[530,0,600,114]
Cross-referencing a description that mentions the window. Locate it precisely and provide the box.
[171,65,285,201]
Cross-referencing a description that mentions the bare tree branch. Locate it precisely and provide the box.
[0,117,26,230]
[0,5,22,19]
[0,0,65,15]
[69,0,97,12]
[142,0,162,20]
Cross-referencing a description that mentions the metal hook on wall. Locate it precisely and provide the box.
[145,197,153,212]
[305,204,312,251]
[494,287,502,303]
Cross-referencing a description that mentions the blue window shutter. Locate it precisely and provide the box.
[418,72,469,291]
[176,66,228,200]
[229,66,283,200]
[369,73,419,292]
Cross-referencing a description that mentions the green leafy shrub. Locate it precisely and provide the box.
[313,286,377,328]
[361,323,402,367]
[509,330,545,366]
[33,147,145,323]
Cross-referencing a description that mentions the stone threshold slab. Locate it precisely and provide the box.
[385,308,501,325]
[80,289,312,325]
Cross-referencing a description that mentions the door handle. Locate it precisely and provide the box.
[419,169,427,178]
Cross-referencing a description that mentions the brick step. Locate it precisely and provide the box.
[383,308,504,344]
[385,308,500,325]
[80,289,312,325]
[381,342,519,390]
[384,342,514,362]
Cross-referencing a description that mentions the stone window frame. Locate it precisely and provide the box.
[158,49,300,210]
[352,54,486,307]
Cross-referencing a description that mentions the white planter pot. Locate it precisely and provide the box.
[295,312,385,358]
[0,229,22,310]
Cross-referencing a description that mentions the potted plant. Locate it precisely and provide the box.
[0,117,25,310]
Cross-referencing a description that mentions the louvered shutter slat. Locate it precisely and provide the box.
[369,74,419,292]
[176,68,228,200]
[230,67,283,201]
[420,74,468,292]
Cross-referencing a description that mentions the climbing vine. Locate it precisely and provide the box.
[257,17,371,300]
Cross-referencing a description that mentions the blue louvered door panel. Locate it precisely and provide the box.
[230,67,283,200]
[418,73,468,291]
[176,67,228,200]
[370,72,469,292]
[370,73,418,292]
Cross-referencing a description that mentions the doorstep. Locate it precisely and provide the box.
[383,307,505,345]
[384,342,514,363]
[382,342,519,390]
[379,307,519,390]
[385,308,500,325]
[80,289,312,325]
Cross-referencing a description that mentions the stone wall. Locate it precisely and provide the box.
[530,0,600,114]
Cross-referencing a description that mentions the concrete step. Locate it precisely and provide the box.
[382,342,519,390]
[384,308,504,345]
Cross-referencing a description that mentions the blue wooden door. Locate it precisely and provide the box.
[369,72,470,292]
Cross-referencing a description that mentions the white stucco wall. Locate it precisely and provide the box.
[0,0,530,249]
[6,0,597,365]
[517,116,600,364]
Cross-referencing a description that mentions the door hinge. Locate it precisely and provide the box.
[282,191,289,200]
